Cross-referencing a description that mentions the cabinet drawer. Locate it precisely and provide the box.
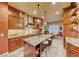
[67,43,79,57]
[70,44,78,52]
[69,50,78,57]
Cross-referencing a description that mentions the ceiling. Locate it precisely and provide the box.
[8,2,70,22]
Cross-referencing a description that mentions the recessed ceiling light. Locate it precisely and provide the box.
[52,2,56,5]
[56,11,59,15]
[33,11,37,14]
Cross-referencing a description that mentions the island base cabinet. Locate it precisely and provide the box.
[67,43,79,57]
[24,44,36,57]
[40,43,46,53]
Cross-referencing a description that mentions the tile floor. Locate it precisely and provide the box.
[0,47,24,57]
[40,37,66,57]
[9,47,24,57]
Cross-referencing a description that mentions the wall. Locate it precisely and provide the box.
[0,3,8,54]
[47,20,64,26]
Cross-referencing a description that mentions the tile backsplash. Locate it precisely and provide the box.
[8,29,25,36]
[8,27,33,37]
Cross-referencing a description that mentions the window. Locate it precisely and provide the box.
[49,24,59,33]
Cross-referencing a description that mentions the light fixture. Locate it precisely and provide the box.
[37,19,40,22]
[33,11,37,14]
[42,11,47,19]
[56,11,59,15]
[52,2,56,5]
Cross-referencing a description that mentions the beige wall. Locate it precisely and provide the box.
[47,20,64,27]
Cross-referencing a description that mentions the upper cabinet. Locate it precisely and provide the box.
[64,2,77,25]
[8,6,25,29]
[64,2,78,38]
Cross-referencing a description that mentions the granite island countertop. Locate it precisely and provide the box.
[66,37,79,48]
[23,34,52,47]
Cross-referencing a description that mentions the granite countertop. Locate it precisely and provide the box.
[23,34,52,47]
[66,37,79,48]
[8,33,39,39]
[8,29,34,39]
[8,33,28,39]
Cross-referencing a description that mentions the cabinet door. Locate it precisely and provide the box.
[64,10,71,24]
[8,6,24,29]
[8,15,19,29]
[67,43,79,57]
[9,39,17,52]
[64,24,78,37]
[69,50,78,57]
[18,17,24,29]
[9,38,24,52]
[16,39,24,48]
[24,44,35,57]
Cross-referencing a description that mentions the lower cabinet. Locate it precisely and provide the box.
[9,38,24,52]
[8,34,39,53]
[67,43,79,57]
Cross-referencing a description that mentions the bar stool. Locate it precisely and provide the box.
[42,40,50,56]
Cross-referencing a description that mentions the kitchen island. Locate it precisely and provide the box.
[23,34,52,57]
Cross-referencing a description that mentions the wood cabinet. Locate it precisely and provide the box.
[64,3,78,50]
[64,2,77,25]
[8,34,39,53]
[64,25,78,38]
[67,43,79,57]
[64,3,78,38]
[8,6,24,29]
[24,43,36,57]
[9,38,24,52]
[24,43,42,57]
[24,44,41,57]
